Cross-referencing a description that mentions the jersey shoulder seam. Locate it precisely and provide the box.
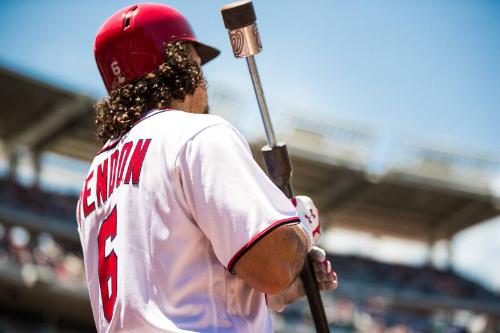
[170,121,238,179]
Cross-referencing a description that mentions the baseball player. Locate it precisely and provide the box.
[77,4,337,333]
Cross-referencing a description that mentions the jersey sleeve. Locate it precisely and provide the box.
[174,123,300,272]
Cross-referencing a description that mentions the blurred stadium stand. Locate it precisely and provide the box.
[1,67,500,332]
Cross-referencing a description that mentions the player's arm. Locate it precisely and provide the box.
[234,195,337,296]
[176,123,333,295]
[233,223,309,294]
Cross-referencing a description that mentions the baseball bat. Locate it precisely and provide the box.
[221,2,331,332]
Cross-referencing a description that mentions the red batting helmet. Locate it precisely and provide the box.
[94,3,220,94]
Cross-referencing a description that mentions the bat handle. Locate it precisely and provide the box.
[301,257,331,333]
[262,144,331,333]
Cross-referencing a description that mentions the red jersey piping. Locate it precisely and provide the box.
[226,216,301,273]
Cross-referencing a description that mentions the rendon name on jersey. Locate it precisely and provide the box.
[76,109,300,333]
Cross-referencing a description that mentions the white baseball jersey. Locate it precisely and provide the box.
[76,109,300,333]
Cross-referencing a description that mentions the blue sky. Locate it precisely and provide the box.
[1,1,500,291]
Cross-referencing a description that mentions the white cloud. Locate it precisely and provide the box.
[321,228,428,266]
[452,217,500,292]
[40,165,86,194]
[371,237,428,266]
[323,221,500,294]
[490,174,500,199]
[321,228,375,256]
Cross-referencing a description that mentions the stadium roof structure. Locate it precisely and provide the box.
[262,113,500,241]
[0,67,96,162]
[1,66,499,243]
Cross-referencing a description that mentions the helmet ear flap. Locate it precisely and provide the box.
[94,4,219,94]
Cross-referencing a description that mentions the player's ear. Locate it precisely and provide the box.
[188,43,202,66]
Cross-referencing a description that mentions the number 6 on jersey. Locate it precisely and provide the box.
[98,206,118,321]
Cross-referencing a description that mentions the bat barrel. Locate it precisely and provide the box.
[221,0,262,58]
[221,1,276,146]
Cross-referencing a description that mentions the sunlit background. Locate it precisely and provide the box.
[0,1,499,332]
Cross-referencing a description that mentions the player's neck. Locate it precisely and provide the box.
[170,93,208,115]
[170,97,193,113]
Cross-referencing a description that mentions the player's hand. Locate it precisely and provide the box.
[293,195,321,244]
[267,246,338,312]
[309,246,337,292]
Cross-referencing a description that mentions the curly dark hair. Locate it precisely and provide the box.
[94,41,205,141]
